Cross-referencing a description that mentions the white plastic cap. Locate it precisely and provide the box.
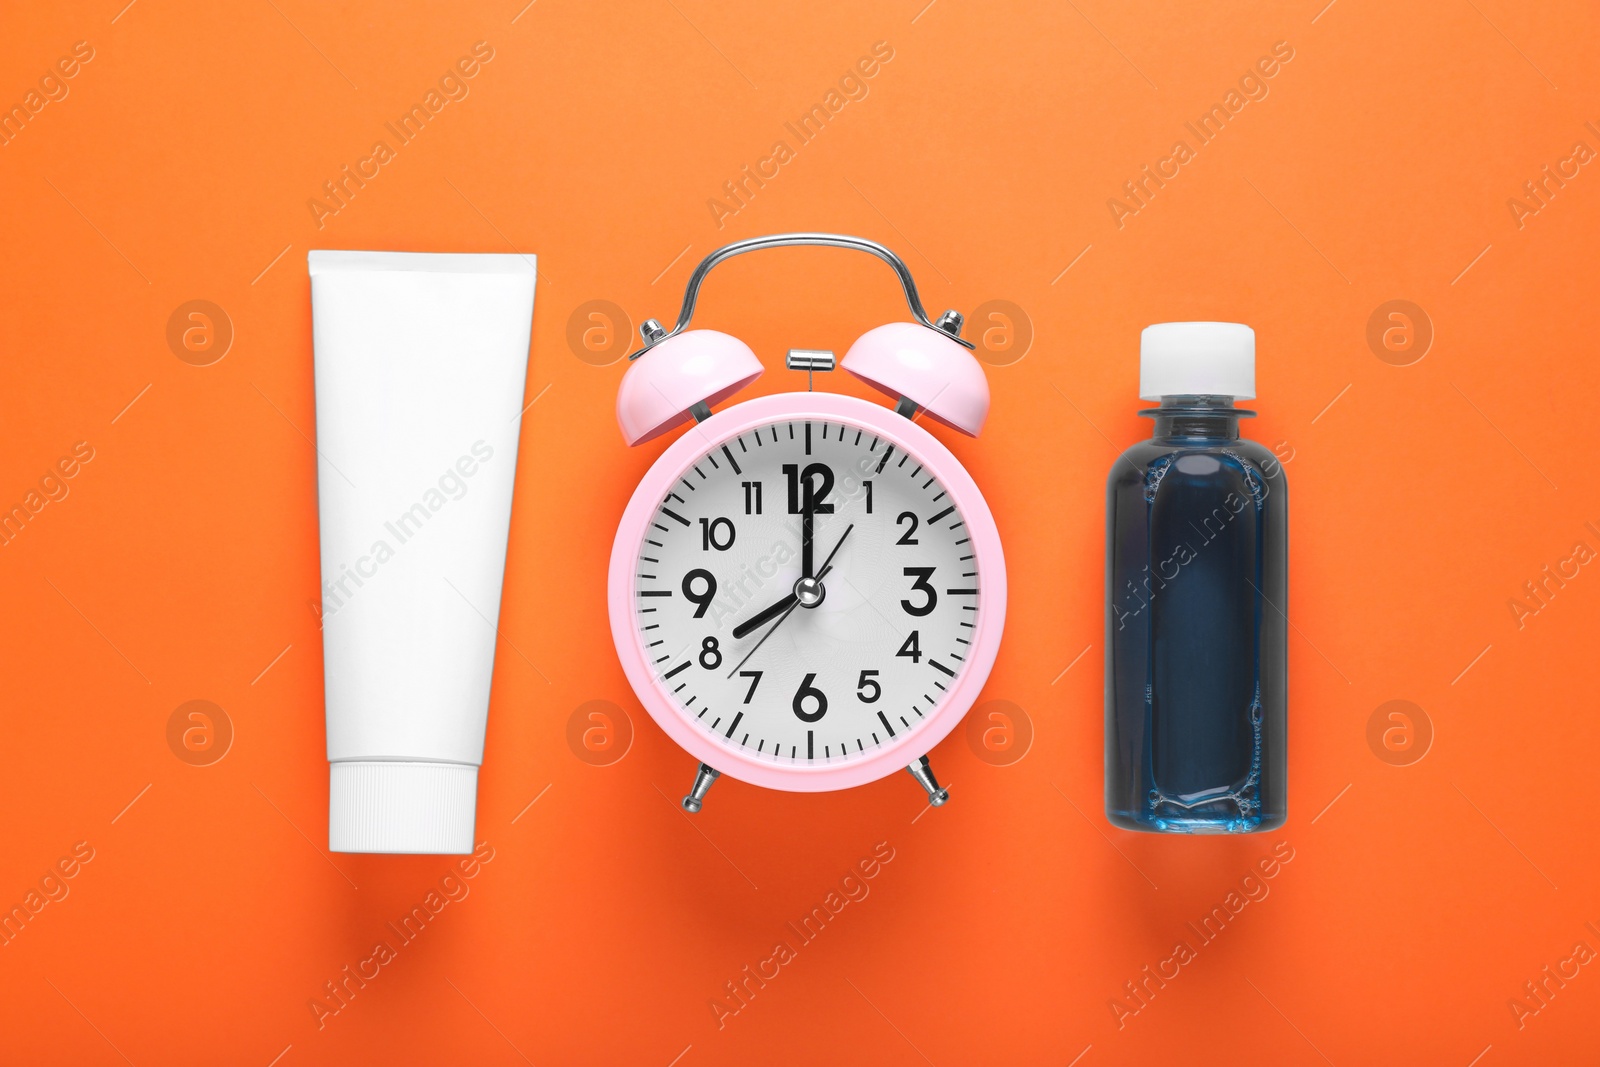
[329,761,478,854]
[1139,322,1255,400]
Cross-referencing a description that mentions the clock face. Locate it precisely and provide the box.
[632,415,981,768]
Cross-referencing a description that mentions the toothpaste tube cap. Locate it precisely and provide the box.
[329,760,478,854]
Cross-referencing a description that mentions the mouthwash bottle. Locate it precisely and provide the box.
[1105,323,1287,833]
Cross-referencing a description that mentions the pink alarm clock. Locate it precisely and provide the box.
[607,234,1007,812]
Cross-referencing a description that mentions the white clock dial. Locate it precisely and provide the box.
[634,418,980,765]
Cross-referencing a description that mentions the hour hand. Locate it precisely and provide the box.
[731,592,798,640]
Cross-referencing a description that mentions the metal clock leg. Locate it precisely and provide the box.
[907,756,949,806]
[681,763,721,813]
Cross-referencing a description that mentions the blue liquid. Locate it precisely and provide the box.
[1105,397,1287,833]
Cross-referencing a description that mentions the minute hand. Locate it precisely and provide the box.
[801,494,815,578]
[729,522,856,641]
[724,523,853,678]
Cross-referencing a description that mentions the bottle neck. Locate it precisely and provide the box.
[1140,395,1253,440]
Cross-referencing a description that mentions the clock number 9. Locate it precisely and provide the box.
[682,568,717,618]
[792,673,828,722]
[901,566,937,617]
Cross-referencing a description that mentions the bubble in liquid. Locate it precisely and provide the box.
[1143,456,1173,501]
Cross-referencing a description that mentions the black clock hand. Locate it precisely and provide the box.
[801,483,815,579]
[812,521,853,586]
[725,524,853,679]
[730,522,854,640]
[725,598,801,679]
[731,592,797,640]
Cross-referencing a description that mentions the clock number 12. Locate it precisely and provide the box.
[783,463,835,514]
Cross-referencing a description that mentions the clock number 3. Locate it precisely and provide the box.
[792,673,828,722]
[901,566,938,617]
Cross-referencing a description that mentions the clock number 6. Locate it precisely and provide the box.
[901,566,937,617]
[792,673,828,722]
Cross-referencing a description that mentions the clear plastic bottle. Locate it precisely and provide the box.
[1105,323,1287,833]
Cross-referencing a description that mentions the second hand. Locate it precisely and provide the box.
[725,523,853,679]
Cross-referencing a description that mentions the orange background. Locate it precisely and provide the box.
[2,1,1598,1064]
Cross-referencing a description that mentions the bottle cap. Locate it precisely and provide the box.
[1139,322,1255,400]
[329,760,478,854]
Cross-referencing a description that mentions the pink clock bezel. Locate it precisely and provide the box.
[607,391,1007,793]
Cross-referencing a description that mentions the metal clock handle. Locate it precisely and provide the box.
[627,232,974,361]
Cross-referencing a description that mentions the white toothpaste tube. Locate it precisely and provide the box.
[308,250,535,854]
